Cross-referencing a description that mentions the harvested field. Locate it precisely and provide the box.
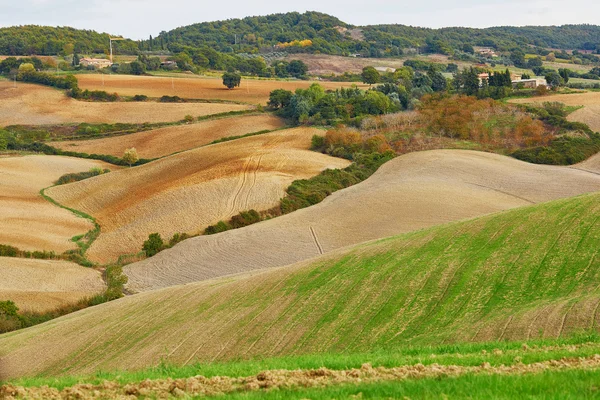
[1,191,599,379]
[46,128,350,263]
[510,92,600,132]
[51,114,285,159]
[576,152,600,173]
[125,150,600,292]
[76,74,367,104]
[0,155,114,253]
[0,80,250,125]
[0,257,105,313]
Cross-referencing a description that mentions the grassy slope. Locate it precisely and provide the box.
[1,192,599,378]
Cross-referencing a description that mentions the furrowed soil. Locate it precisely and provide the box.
[76,74,368,104]
[3,355,600,399]
[0,80,250,125]
[46,128,349,263]
[125,150,600,292]
[575,151,600,174]
[1,191,599,379]
[510,91,600,132]
[0,257,105,313]
[0,155,114,253]
[51,114,285,159]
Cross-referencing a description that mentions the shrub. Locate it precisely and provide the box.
[204,221,231,235]
[132,94,148,101]
[142,233,164,257]
[55,168,109,185]
[159,95,183,103]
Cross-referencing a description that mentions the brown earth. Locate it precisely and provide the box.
[3,355,599,399]
[510,92,600,132]
[0,257,105,313]
[46,128,350,263]
[125,150,600,293]
[51,114,285,159]
[76,74,367,104]
[0,155,114,253]
[0,80,250,125]
[576,152,600,174]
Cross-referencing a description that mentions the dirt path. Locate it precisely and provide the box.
[3,355,599,399]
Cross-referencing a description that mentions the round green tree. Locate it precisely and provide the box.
[222,72,241,90]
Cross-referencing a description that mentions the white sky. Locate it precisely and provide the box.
[1,0,598,40]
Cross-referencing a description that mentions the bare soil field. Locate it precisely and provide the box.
[125,150,600,292]
[510,92,600,132]
[283,54,474,75]
[576,152,600,173]
[0,257,105,313]
[76,74,367,104]
[0,155,114,253]
[0,80,250,125]
[51,114,285,159]
[46,128,350,263]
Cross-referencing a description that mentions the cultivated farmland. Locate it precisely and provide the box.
[1,192,599,379]
[125,149,600,292]
[76,74,367,104]
[0,257,105,313]
[577,152,600,173]
[0,155,114,253]
[51,114,285,158]
[0,80,250,125]
[46,128,350,263]
[510,91,600,132]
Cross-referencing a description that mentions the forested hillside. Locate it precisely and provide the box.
[0,25,139,56]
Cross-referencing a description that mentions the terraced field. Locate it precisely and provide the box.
[76,74,367,104]
[125,150,600,292]
[1,191,598,379]
[0,257,105,313]
[0,155,114,253]
[51,114,285,159]
[510,91,600,132]
[0,80,250,125]
[46,128,350,263]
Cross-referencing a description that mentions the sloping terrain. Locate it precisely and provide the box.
[125,150,600,292]
[46,128,350,263]
[0,155,114,253]
[576,151,600,174]
[510,92,600,132]
[51,114,285,159]
[0,257,105,313]
[76,74,367,105]
[1,191,598,379]
[0,81,250,125]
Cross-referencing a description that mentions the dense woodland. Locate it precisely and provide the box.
[2,13,600,58]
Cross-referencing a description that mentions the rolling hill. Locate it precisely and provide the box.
[51,114,285,159]
[1,190,598,379]
[46,127,350,263]
[124,150,600,292]
[0,155,114,253]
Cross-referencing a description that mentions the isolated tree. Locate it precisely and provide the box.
[72,53,80,67]
[130,60,146,75]
[222,72,241,89]
[558,68,570,84]
[361,66,380,85]
[142,233,164,257]
[122,147,139,167]
[545,71,563,88]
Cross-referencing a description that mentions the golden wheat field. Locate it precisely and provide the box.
[0,155,115,253]
[46,128,350,263]
[0,257,105,313]
[510,92,600,132]
[76,74,367,104]
[0,80,250,125]
[125,150,600,292]
[51,114,285,158]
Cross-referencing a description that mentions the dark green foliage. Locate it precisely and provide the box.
[55,168,110,185]
[129,60,146,75]
[17,69,78,90]
[205,221,232,235]
[222,72,241,89]
[0,244,18,257]
[361,66,380,85]
[268,89,293,109]
[142,233,165,257]
[0,25,138,56]
[230,210,262,229]
[310,135,326,151]
[159,95,184,103]
[132,94,149,101]
[512,134,600,165]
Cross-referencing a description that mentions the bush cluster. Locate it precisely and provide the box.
[55,168,110,185]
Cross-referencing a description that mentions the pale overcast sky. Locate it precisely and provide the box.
[1,0,598,39]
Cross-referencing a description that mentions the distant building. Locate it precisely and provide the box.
[160,60,178,68]
[512,78,547,89]
[475,47,498,57]
[79,58,113,68]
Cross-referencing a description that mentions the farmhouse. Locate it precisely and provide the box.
[512,78,547,89]
[161,60,178,68]
[79,58,112,68]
